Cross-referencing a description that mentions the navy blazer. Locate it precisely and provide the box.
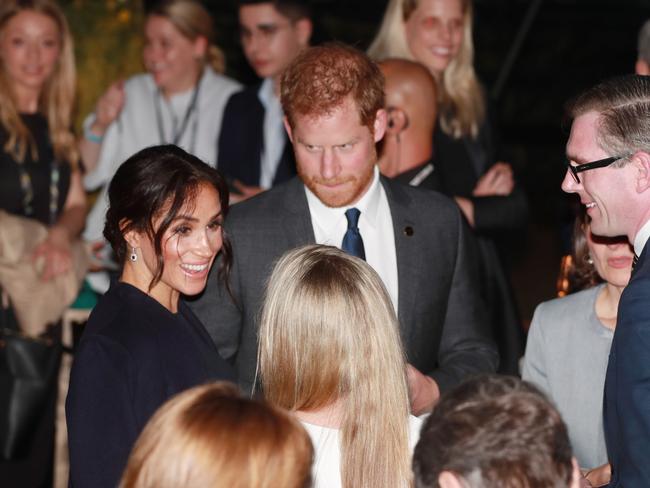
[217,84,296,187]
[66,282,235,488]
[604,240,650,487]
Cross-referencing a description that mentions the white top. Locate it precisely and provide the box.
[257,78,286,189]
[633,219,650,257]
[305,167,399,311]
[301,415,423,488]
[83,67,241,243]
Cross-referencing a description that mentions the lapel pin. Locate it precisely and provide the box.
[403,226,414,237]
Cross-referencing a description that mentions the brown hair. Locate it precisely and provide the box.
[238,0,311,23]
[0,0,77,165]
[148,0,226,73]
[120,382,313,488]
[413,375,574,488]
[568,208,602,293]
[566,74,650,163]
[281,43,385,131]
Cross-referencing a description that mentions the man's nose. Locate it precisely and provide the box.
[561,169,580,193]
[320,150,338,180]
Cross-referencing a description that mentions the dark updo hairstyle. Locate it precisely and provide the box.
[568,207,602,293]
[104,144,231,289]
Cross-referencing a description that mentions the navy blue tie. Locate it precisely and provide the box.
[342,208,365,260]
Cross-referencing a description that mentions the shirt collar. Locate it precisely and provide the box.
[634,219,650,256]
[304,166,382,233]
[257,78,276,109]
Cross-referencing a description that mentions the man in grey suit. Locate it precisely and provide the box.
[189,43,497,414]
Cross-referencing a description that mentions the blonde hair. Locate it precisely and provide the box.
[0,0,77,165]
[149,0,225,74]
[120,382,313,488]
[258,245,412,488]
[368,0,485,139]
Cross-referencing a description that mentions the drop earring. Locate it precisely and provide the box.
[130,247,138,262]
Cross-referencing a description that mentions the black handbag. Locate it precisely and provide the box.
[0,318,62,460]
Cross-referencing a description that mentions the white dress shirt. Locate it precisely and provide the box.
[634,219,650,258]
[258,78,287,189]
[304,167,399,311]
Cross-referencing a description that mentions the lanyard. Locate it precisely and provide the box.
[154,73,203,152]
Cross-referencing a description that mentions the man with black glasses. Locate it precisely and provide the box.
[561,74,650,488]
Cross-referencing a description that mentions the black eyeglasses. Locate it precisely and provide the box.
[566,154,630,184]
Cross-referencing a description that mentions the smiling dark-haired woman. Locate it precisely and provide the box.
[66,145,236,488]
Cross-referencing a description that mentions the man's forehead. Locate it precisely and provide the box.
[239,3,288,24]
[567,111,603,159]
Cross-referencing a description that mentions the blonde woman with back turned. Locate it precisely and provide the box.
[369,0,527,375]
[258,245,422,488]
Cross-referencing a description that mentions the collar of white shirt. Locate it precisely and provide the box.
[634,219,650,257]
[304,166,382,239]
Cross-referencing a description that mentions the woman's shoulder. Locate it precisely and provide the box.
[531,285,601,329]
[121,73,156,97]
[201,68,242,98]
[83,282,167,346]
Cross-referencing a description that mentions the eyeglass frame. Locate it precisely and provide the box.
[566,154,631,184]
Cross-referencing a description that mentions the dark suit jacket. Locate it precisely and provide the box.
[66,282,235,488]
[217,84,296,187]
[188,176,498,393]
[604,239,650,487]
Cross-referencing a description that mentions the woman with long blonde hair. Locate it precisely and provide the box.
[0,0,85,485]
[369,0,527,375]
[121,382,313,488]
[80,0,240,292]
[258,245,421,488]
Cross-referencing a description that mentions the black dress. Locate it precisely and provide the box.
[66,282,236,488]
[0,114,72,488]
[432,119,527,376]
[0,113,71,224]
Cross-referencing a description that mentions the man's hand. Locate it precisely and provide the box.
[229,180,265,204]
[407,364,440,415]
[473,162,514,197]
[584,463,611,487]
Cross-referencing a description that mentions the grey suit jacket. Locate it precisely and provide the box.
[188,176,498,393]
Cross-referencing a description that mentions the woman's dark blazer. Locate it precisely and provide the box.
[66,281,235,488]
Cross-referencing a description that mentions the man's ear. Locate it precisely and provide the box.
[386,107,408,135]
[283,116,294,143]
[373,108,388,143]
[636,59,650,76]
[295,18,312,47]
[632,151,650,193]
[438,471,467,488]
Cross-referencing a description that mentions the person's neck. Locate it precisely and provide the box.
[378,132,433,178]
[295,397,345,429]
[120,266,179,313]
[160,68,201,100]
[596,282,625,330]
[14,85,40,114]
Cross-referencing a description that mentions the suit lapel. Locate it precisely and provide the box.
[281,177,316,248]
[382,177,419,333]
